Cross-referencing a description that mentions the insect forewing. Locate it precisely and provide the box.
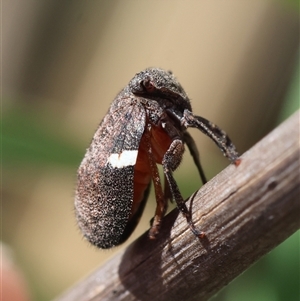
[75,97,146,249]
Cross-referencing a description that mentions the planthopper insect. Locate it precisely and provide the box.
[75,68,240,249]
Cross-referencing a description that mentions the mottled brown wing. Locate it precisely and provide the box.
[75,97,146,249]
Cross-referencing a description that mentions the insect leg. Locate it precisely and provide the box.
[144,128,168,239]
[183,131,207,185]
[182,109,240,165]
[164,174,173,203]
[162,139,205,238]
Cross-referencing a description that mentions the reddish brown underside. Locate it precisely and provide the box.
[131,124,173,216]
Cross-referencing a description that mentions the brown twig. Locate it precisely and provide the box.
[55,111,300,301]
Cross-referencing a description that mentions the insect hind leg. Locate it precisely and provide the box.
[144,128,168,239]
[183,131,207,185]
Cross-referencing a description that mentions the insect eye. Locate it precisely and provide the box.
[142,80,156,92]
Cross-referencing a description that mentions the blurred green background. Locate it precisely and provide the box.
[2,1,299,300]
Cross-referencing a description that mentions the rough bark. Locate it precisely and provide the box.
[55,111,300,301]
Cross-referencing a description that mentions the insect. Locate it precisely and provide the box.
[75,68,240,249]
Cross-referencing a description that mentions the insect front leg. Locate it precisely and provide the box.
[162,139,205,238]
[182,109,240,165]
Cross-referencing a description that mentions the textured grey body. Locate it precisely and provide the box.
[75,68,240,249]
